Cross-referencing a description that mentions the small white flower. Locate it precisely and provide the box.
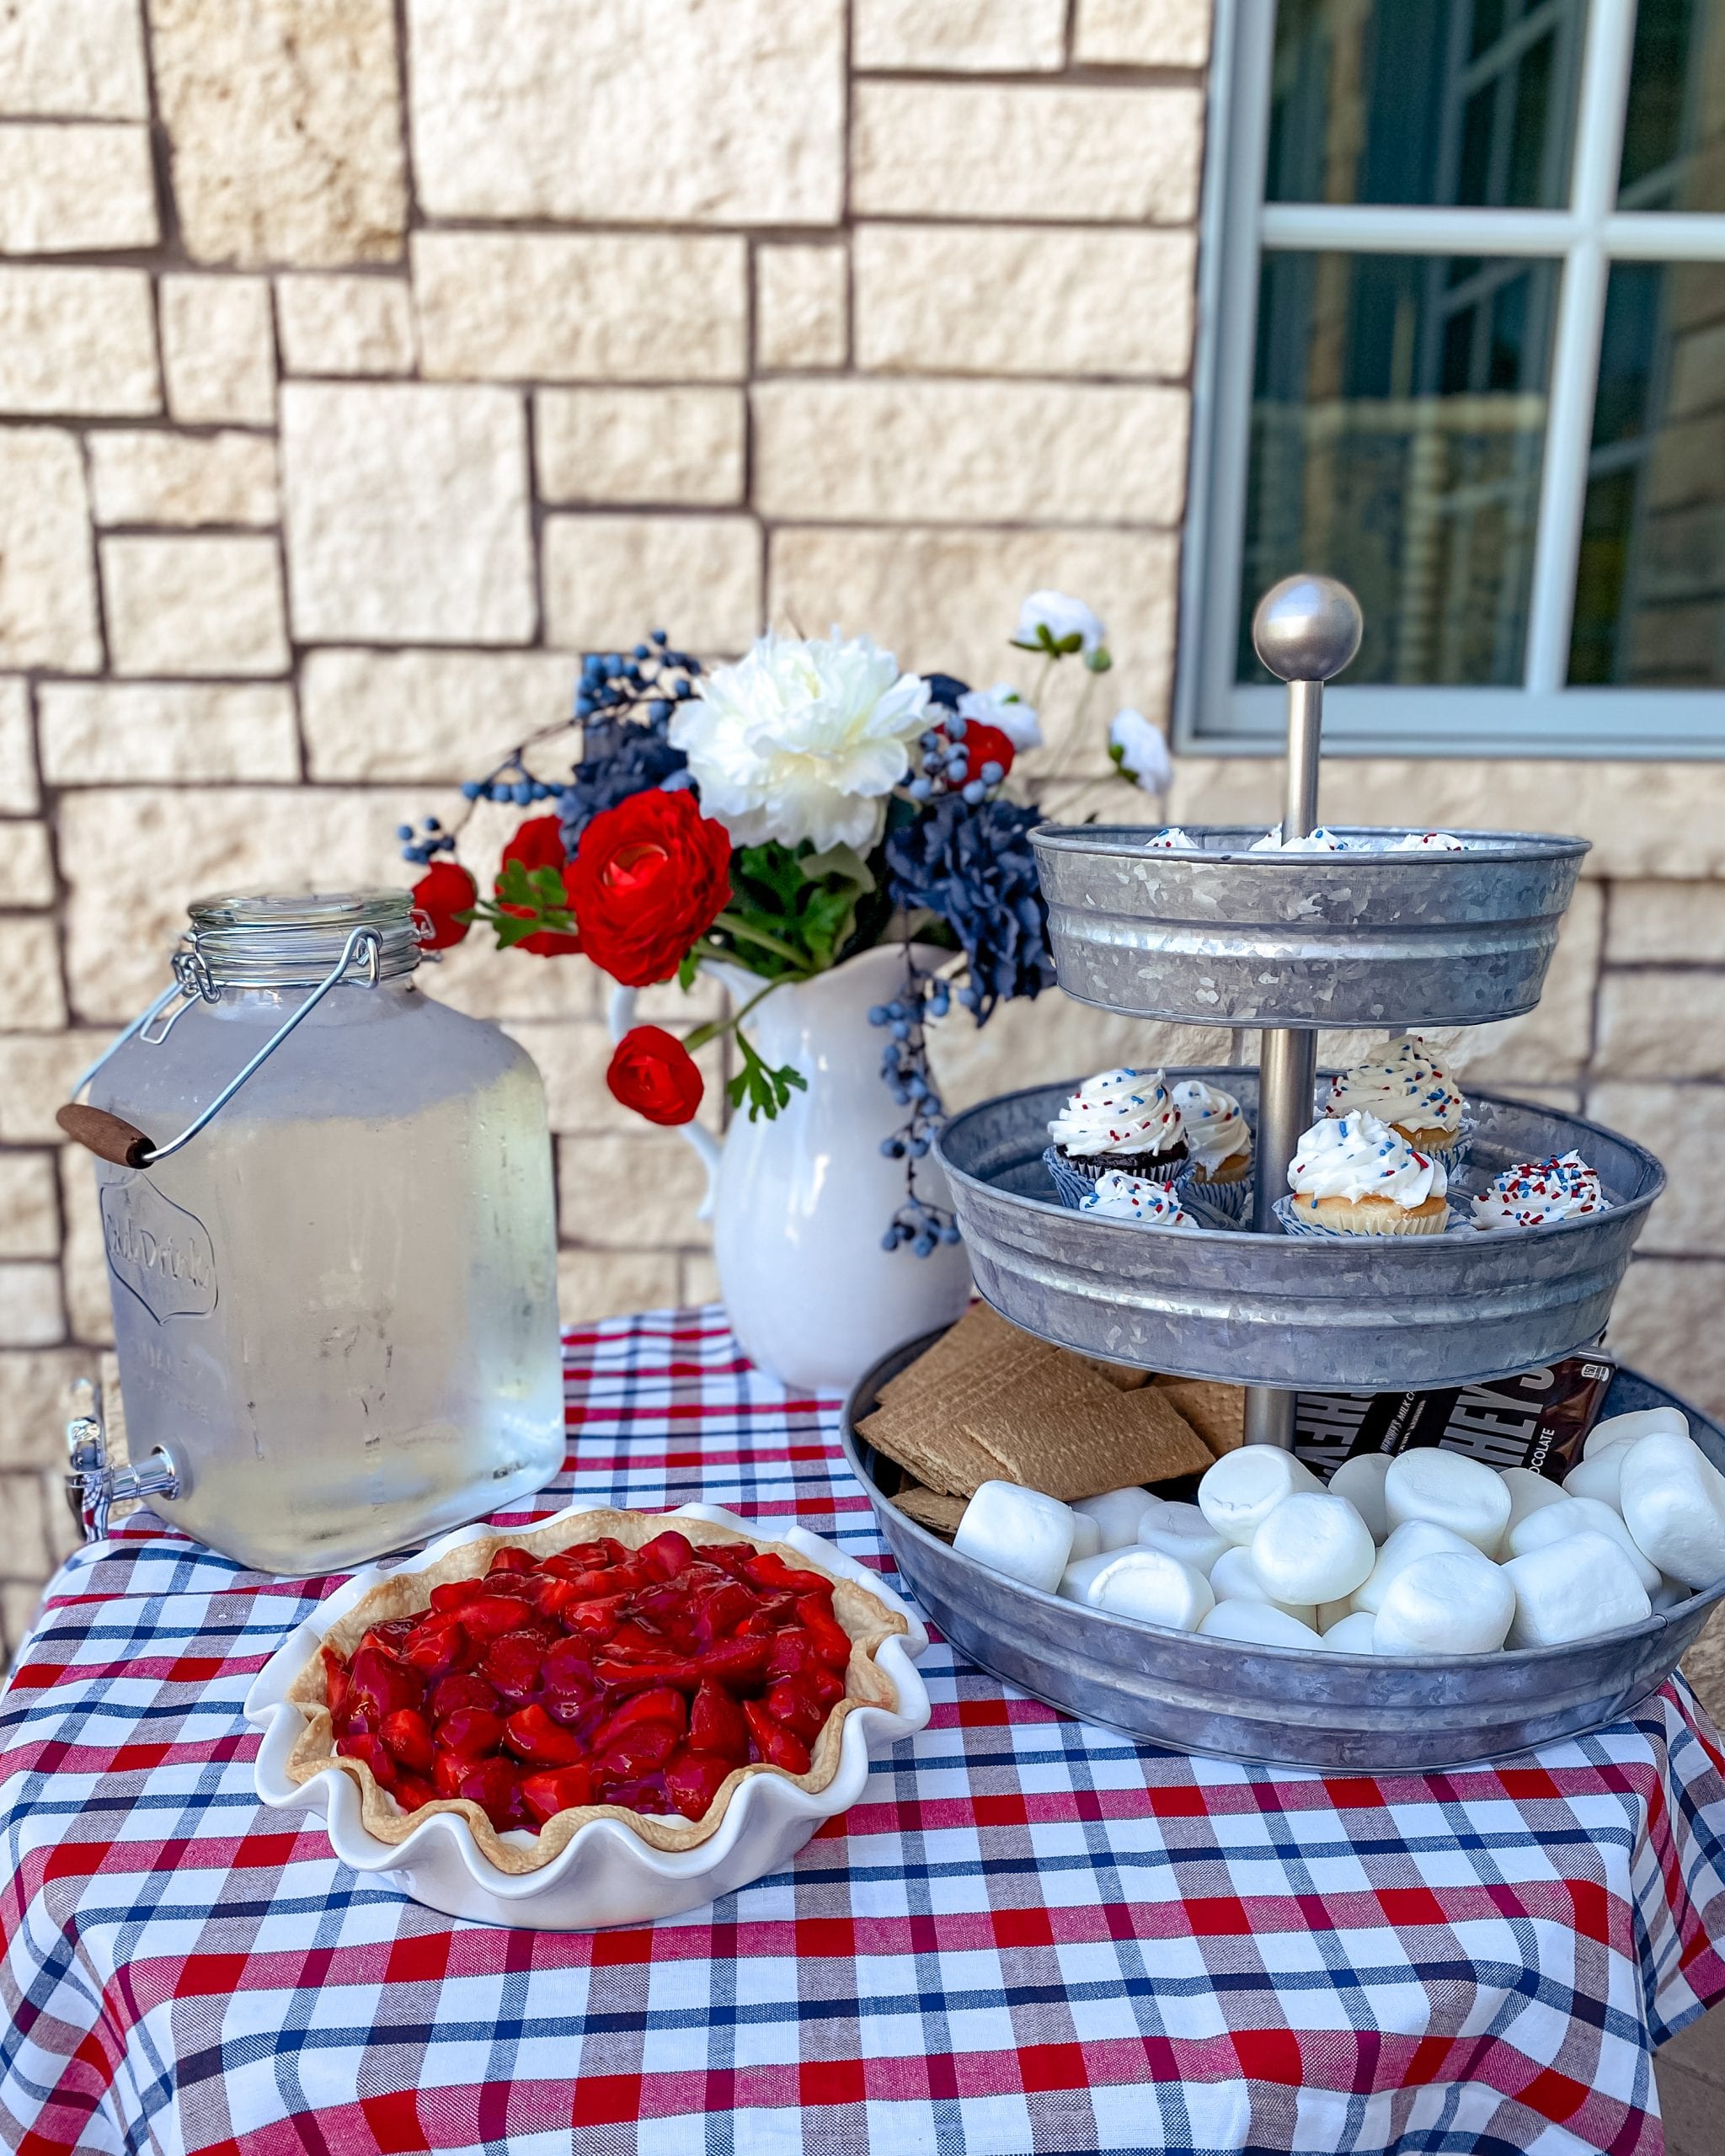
[1108,708,1172,794]
[670,629,929,853]
[1012,590,1108,661]
[957,682,1043,750]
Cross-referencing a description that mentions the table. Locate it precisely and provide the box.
[4,1307,1725,2156]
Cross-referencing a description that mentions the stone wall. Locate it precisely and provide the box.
[0,0,1720,1649]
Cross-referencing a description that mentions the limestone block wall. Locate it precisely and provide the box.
[0,0,1720,1646]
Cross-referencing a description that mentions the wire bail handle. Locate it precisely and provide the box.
[56,924,383,1171]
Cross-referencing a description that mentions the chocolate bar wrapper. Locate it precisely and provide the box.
[1292,1353,1616,1484]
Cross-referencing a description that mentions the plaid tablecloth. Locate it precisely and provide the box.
[4,1306,1725,2156]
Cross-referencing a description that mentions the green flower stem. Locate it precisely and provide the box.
[711,910,812,969]
[681,974,781,1055]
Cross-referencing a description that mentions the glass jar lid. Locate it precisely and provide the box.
[184,891,423,991]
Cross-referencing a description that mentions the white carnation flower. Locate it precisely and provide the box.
[1108,708,1173,793]
[1013,590,1108,658]
[670,630,930,853]
[957,682,1043,750]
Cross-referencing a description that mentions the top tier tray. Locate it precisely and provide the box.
[1033,825,1588,1029]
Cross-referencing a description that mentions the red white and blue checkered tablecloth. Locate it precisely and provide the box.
[5,1307,1725,2156]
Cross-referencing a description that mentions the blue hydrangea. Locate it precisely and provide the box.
[556,709,690,852]
[884,795,1056,1022]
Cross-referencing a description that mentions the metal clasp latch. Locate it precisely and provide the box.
[64,1378,179,1542]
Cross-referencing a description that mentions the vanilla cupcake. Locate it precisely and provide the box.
[1284,1112,1450,1236]
[1471,1151,1609,1231]
[1326,1037,1467,1157]
[1046,1068,1187,1184]
[1080,1171,1201,1230]
[1170,1079,1252,1188]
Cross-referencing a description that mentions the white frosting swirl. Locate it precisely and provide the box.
[1081,1171,1199,1229]
[1386,830,1467,851]
[1471,1151,1608,1230]
[1326,1037,1465,1135]
[1145,826,1199,850]
[1170,1079,1251,1171]
[1048,1068,1183,1161]
[1287,1112,1447,1209]
[1249,825,1350,852]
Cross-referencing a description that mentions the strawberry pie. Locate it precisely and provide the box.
[286,1511,908,1869]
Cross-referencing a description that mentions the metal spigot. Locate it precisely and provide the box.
[64,1378,179,1541]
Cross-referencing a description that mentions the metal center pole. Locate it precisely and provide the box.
[1242,577,1362,1448]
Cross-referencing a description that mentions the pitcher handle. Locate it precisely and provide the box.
[607,984,721,1223]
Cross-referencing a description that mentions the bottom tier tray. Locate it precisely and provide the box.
[936,1073,1663,1392]
[843,1340,1724,1773]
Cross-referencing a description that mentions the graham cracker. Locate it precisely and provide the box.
[1152,1376,1246,1458]
[855,1398,1001,1500]
[1076,1355,1151,1391]
[891,1484,967,1539]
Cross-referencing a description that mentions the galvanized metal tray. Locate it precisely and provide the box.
[843,1339,1725,1772]
[935,1071,1663,1393]
[1033,825,1589,1028]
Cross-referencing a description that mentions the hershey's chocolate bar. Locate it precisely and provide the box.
[1294,1353,1616,1483]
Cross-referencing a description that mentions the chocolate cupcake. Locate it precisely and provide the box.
[1045,1067,1188,1187]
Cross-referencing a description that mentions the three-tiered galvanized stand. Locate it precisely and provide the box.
[843,574,1724,1772]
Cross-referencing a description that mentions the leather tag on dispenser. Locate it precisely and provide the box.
[1294,1355,1616,1483]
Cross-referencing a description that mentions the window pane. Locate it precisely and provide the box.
[1266,0,1583,207]
[1567,260,1725,685]
[1240,253,1557,686]
[1619,0,1725,209]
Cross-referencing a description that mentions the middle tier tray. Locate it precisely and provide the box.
[935,1071,1663,1391]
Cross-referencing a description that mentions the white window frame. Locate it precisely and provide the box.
[1178,0,1725,758]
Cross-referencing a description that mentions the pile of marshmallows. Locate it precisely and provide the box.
[951,1406,1724,1655]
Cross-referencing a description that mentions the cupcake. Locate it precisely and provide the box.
[1046,1067,1187,1185]
[1471,1151,1609,1230]
[1284,1112,1450,1236]
[1325,1036,1468,1158]
[1386,830,1467,851]
[1144,827,1201,850]
[1170,1078,1252,1188]
[1080,1171,1201,1230]
[1250,825,1351,852]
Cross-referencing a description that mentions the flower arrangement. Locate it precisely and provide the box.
[399,595,1167,1254]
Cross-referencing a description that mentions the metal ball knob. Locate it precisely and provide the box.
[1251,574,1364,685]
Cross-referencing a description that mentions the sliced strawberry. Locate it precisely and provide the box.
[433,1749,467,1799]
[638,1529,696,1580]
[595,1772,669,1814]
[336,1731,399,1788]
[597,1687,687,1743]
[429,1579,485,1614]
[805,1661,846,1710]
[380,1706,435,1774]
[504,1704,585,1766]
[431,1671,499,1720]
[763,1674,825,1746]
[664,1747,735,1822]
[691,1579,756,1642]
[743,1552,831,1597]
[545,1538,626,1577]
[595,1722,681,1778]
[687,1678,749,1765]
[541,1635,597,1700]
[321,1647,350,1723]
[489,1546,538,1577]
[520,1764,595,1822]
[744,1700,811,1774]
[483,1630,548,1701]
[435,1706,506,1759]
[456,1756,518,1829]
[796,1596,853,1672]
[402,1614,472,1680]
[392,1773,438,1812]
[566,1593,628,1641]
[360,1618,417,1661]
[459,1595,536,1641]
[701,1543,756,1581]
[349,1646,423,1721]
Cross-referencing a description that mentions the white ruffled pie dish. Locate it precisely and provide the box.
[245,1497,932,1930]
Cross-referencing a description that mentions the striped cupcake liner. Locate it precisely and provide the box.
[1042,1145,1193,1210]
[1183,1167,1253,1223]
[1272,1193,1471,1240]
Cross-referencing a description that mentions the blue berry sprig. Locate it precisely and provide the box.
[869,947,962,1257]
[397,815,460,867]
[906,713,1007,808]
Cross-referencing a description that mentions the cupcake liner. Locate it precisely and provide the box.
[1042,1145,1192,1209]
[1184,1167,1253,1223]
[1272,1193,1470,1240]
[1415,1113,1477,1174]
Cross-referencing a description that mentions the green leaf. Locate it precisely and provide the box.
[676,948,700,992]
[1084,644,1114,675]
[712,839,881,982]
[725,1028,808,1122]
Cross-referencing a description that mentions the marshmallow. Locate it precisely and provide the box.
[1209,1545,1317,1625]
[1068,1512,1103,1562]
[954,1481,1075,1594]
[1088,1549,1215,1631]
[1327,1452,1394,1542]
[1135,1502,1231,1577]
[1060,1548,1119,1602]
[1074,1486,1156,1552]
[1619,1433,1725,1589]
[1198,1599,1322,1648]
[1502,1465,1567,1534]
[1585,1406,1688,1459]
[1503,1531,1653,1647]
[1352,1519,1477,1614]
[1311,1610,1381,1654]
[1383,1448,1512,1556]
[1561,1441,1635,1509]
[1197,1449,1323,1547]
[1249,1492,1376,1605]
[1505,1493,1660,1593]
[1371,1550,1515,1657]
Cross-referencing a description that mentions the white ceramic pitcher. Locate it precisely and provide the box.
[611,942,970,1392]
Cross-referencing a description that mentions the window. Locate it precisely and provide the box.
[1180,0,1725,755]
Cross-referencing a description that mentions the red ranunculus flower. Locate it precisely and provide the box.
[606,1025,705,1126]
[412,861,478,949]
[498,815,582,958]
[959,722,1016,781]
[569,787,732,989]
